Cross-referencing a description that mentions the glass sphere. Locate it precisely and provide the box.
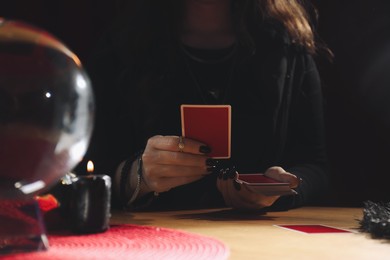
[0,19,95,199]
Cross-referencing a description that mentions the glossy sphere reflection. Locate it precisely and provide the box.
[0,19,94,199]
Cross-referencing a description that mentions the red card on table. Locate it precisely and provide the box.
[181,104,231,158]
[275,224,352,234]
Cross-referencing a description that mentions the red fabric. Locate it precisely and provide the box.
[2,224,230,260]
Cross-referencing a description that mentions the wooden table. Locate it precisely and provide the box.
[111,207,390,260]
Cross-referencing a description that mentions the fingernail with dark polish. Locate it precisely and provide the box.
[223,171,228,180]
[199,145,211,154]
[206,158,218,166]
[228,169,236,179]
[218,170,223,179]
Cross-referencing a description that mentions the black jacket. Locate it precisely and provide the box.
[82,21,329,210]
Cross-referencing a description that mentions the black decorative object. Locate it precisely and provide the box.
[359,200,390,239]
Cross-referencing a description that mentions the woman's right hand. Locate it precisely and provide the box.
[140,135,215,194]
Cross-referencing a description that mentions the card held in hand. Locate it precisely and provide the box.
[237,173,297,196]
[181,104,231,158]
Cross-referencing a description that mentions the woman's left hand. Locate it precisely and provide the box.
[216,166,300,210]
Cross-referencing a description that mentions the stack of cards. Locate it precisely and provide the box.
[237,174,296,196]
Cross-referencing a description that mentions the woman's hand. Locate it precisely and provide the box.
[140,135,214,194]
[216,166,300,210]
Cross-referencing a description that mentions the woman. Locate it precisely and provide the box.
[85,0,329,210]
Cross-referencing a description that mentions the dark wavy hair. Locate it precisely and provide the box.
[237,0,317,51]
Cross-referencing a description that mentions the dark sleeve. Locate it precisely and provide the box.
[272,53,329,210]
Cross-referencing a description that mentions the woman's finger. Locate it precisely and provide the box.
[264,166,299,188]
[146,135,210,155]
[217,174,279,209]
[142,149,210,167]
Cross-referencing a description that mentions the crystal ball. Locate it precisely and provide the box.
[0,19,95,199]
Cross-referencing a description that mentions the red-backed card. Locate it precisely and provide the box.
[181,104,231,158]
[237,174,296,196]
[275,224,352,234]
[238,174,286,184]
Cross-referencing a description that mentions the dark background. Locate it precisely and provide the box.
[2,1,390,207]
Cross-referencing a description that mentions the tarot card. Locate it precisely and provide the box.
[181,104,231,158]
[275,224,352,234]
